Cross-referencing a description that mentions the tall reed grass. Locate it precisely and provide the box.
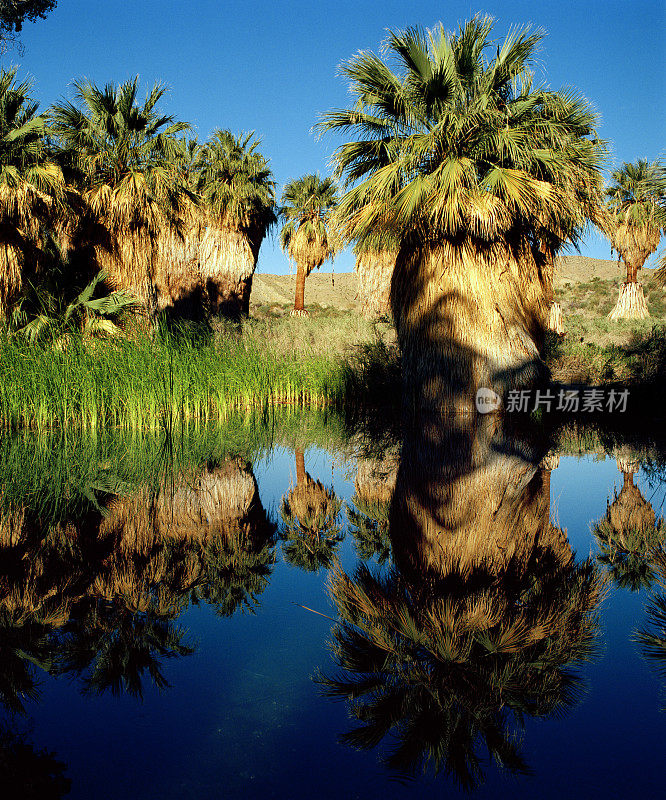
[0,407,353,523]
[0,316,385,430]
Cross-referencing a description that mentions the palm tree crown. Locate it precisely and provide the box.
[279,173,337,273]
[318,15,606,254]
[0,67,62,314]
[196,129,276,242]
[50,77,192,232]
[606,159,665,265]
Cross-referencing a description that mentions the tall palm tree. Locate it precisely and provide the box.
[279,173,337,315]
[606,159,665,320]
[194,130,276,317]
[318,16,606,412]
[0,67,63,318]
[50,77,192,318]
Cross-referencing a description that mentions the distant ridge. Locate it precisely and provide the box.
[251,256,624,309]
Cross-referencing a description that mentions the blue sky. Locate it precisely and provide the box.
[10,0,666,274]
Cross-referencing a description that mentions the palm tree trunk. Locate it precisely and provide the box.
[608,257,649,320]
[391,242,547,414]
[292,261,307,315]
[540,244,564,335]
[626,259,638,284]
[356,250,395,319]
[199,224,257,319]
[295,448,306,485]
[0,240,22,319]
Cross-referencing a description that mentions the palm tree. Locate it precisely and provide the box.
[50,77,192,318]
[593,458,665,591]
[279,173,337,315]
[606,159,665,320]
[279,448,343,570]
[0,67,63,318]
[319,415,601,788]
[318,16,606,412]
[194,130,276,318]
[12,266,138,345]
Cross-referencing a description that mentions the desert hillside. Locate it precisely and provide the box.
[251,256,626,310]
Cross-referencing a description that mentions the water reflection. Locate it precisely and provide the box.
[635,547,666,709]
[279,447,343,571]
[321,416,603,789]
[347,450,398,564]
[0,414,665,797]
[593,450,665,591]
[0,452,275,710]
[0,721,70,799]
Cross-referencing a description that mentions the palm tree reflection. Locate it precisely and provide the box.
[0,456,276,707]
[320,417,603,790]
[280,448,342,571]
[635,547,666,709]
[347,453,397,564]
[56,601,193,698]
[0,721,70,799]
[594,452,665,591]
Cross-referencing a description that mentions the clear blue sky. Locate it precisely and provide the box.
[10,0,666,273]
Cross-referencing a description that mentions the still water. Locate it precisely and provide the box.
[0,413,664,798]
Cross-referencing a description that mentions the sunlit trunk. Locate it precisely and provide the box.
[292,260,307,314]
[0,239,22,319]
[608,224,655,321]
[391,241,547,414]
[155,222,204,319]
[94,228,159,319]
[198,224,258,319]
[356,250,395,319]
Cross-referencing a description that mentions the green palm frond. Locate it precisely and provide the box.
[317,15,606,252]
[195,129,276,242]
[49,77,193,231]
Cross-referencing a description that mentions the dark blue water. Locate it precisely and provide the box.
[1,433,665,799]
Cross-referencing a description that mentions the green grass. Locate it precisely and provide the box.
[0,406,353,522]
[547,272,666,385]
[0,313,394,430]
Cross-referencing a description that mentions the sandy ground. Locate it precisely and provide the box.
[251,256,623,309]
